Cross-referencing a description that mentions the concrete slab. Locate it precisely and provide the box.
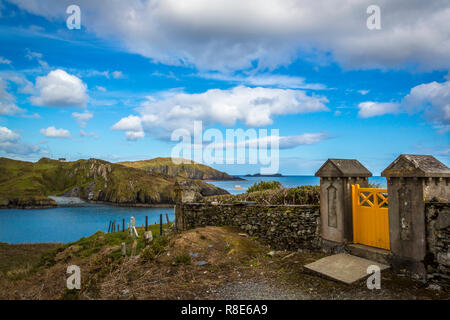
[304,253,390,284]
[346,244,391,265]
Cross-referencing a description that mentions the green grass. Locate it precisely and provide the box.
[0,157,227,206]
[0,242,61,278]
[246,180,282,193]
[206,185,320,205]
[173,253,191,265]
[118,157,238,180]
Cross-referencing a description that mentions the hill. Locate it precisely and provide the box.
[118,157,243,180]
[0,157,228,208]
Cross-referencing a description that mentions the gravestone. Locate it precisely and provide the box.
[382,154,450,279]
[315,159,372,251]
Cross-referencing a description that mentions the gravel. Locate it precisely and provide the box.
[213,280,307,300]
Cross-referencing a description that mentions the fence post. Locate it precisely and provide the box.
[145,216,148,231]
[160,214,163,236]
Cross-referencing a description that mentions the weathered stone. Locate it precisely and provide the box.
[176,202,320,251]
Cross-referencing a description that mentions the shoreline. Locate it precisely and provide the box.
[0,200,175,210]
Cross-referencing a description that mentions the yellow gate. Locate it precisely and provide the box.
[352,184,390,250]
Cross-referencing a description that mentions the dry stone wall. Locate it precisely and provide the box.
[177,202,321,250]
[425,202,450,288]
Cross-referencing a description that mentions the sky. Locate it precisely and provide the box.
[0,0,448,175]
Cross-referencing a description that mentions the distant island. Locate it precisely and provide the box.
[244,173,283,177]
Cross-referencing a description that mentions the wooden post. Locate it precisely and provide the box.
[145,216,148,231]
[165,213,170,224]
[160,214,163,236]
[108,221,111,233]
[123,219,125,232]
[131,240,137,257]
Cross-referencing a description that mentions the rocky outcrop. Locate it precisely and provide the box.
[0,196,57,209]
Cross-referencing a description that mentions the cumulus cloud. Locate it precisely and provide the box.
[30,69,88,108]
[8,0,450,72]
[112,86,329,140]
[72,111,93,127]
[111,115,144,141]
[0,126,40,155]
[40,126,71,138]
[357,101,400,118]
[403,81,450,127]
[358,80,450,132]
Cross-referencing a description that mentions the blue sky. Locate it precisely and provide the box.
[0,0,448,175]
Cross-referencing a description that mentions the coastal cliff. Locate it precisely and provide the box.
[119,157,243,181]
[0,157,228,208]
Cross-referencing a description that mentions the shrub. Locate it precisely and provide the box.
[140,246,155,261]
[246,181,282,193]
[173,253,191,265]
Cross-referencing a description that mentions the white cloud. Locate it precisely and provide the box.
[112,115,142,132]
[8,0,450,72]
[358,80,450,131]
[111,115,144,141]
[403,81,450,126]
[72,111,93,127]
[112,86,329,140]
[95,86,106,92]
[357,101,400,118]
[125,131,145,141]
[25,49,49,68]
[198,73,326,89]
[0,78,25,116]
[111,71,124,79]
[237,132,330,149]
[0,57,11,65]
[40,126,71,138]
[80,130,98,138]
[30,69,88,108]
[358,90,370,95]
[0,126,40,155]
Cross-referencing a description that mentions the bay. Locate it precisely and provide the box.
[0,204,174,244]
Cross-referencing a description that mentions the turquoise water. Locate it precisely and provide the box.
[208,175,387,195]
[0,204,174,244]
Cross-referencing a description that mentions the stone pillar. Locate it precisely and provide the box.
[315,159,372,251]
[174,180,199,231]
[381,154,450,279]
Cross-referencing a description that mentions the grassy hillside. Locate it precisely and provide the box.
[0,157,228,208]
[119,157,243,180]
